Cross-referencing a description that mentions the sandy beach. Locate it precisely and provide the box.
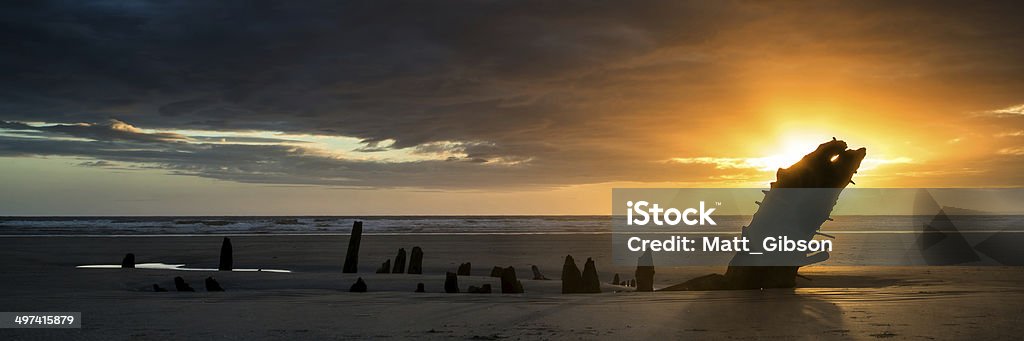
[3,0,1024,339]
[1,234,1022,340]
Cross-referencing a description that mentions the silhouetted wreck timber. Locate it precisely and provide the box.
[392,248,407,274]
[457,262,471,276]
[444,272,460,293]
[581,258,601,293]
[350,277,367,292]
[219,237,233,271]
[376,259,391,274]
[531,265,550,280]
[468,284,492,294]
[205,277,224,292]
[635,250,655,292]
[408,246,424,274]
[561,255,584,294]
[174,276,195,292]
[121,253,135,268]
[664,139,866,290]
[500,266,524,293]
[342,221,363,273]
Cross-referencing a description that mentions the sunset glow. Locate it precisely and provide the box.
[1,1,1022,214]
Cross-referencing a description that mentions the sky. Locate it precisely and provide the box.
[1,1,1023,215]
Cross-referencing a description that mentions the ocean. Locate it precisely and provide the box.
[0,215,1019,236]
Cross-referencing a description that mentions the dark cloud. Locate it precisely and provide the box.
[0,131,714,189]
[0,1,734,134]
[187,135,308,144]
[2,119,185,142]
[76,160,116,168]
[1,1,1023,188]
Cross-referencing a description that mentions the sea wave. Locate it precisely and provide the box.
[0,215,1018,236]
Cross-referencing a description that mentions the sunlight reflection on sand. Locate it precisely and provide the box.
[76,262,291,273]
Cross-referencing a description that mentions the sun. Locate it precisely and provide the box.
[747,134,831,171]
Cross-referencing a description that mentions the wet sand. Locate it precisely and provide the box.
[1,234,1023,340]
